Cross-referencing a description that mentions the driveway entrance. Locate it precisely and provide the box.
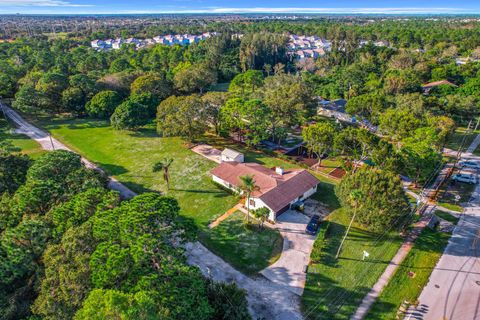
[261,210,317,295]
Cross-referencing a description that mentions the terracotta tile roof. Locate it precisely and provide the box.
[211,162,320,212]
[422,80,457,89]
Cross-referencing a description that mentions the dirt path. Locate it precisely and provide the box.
[186,241,302,320]
[208,203,242,228]
[1,103,305,320]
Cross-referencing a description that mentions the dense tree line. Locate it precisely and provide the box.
[0,146,250,320]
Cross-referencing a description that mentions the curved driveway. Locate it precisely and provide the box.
[261,210,316,296]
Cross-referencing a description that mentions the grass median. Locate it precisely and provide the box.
[366,228,450,319]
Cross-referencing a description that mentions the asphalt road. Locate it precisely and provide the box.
[406,153,480,320]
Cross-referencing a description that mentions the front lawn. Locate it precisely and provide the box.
[200,211,283,275]
[366,228,451,320]
[302,208,403,320]
[0,119,45,159]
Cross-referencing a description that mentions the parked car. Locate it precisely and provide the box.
[305,215,321,235]
[452,173,477,184]
[459,161,480,170]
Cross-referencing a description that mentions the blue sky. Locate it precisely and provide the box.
[0,0,479,14]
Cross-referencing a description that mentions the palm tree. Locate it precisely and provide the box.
[239,175,259,224]
[335,189,363,259]
[152,158,173,191]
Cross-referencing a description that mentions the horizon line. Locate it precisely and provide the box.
[0,7,479,15]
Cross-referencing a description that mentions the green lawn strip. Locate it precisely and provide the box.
[302,208,403,320]
[317,158,342,174]
[200,211,283,275]
[366,228,451,320]
[0,119,46,159]
[434,210,460,225]
[436,202,462,213]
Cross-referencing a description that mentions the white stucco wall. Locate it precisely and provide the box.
[246,197,275,221]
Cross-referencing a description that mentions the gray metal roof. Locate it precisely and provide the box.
[221,148,242,158]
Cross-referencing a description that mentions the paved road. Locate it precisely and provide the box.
[406,151,480,320]
[1,103,305,320]
[261,210,316,296]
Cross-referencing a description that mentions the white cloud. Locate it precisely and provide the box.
[206,7,470,14]
[97,7,474,14]
[0,0,92,7]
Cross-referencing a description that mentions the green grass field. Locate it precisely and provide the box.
[0,119,45,158]
[200,211,283,275]
[302,208,403,320]
[366,228,450,319]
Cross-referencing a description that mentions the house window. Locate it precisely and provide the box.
[249,199,255,207]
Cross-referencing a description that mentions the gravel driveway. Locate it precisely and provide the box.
[186,242,303,320]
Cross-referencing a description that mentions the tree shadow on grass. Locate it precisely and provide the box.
[97,162,129,176]
[121,181,161,194]
[66,120,109,130]
[127,127,158,138]
[302,272,394,320]
[170,188,231,198]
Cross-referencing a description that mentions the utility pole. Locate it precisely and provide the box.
[49,133,55,150]
[336,189,363,259]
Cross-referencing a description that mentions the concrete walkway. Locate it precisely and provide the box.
[1,103,304,320]
[467,133,480,154]
[191,144,222,163]
[261,210,316,296]
[351,208,433,320]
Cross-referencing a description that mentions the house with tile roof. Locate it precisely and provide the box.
[421,80,457,94]
[211,162,320,221]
